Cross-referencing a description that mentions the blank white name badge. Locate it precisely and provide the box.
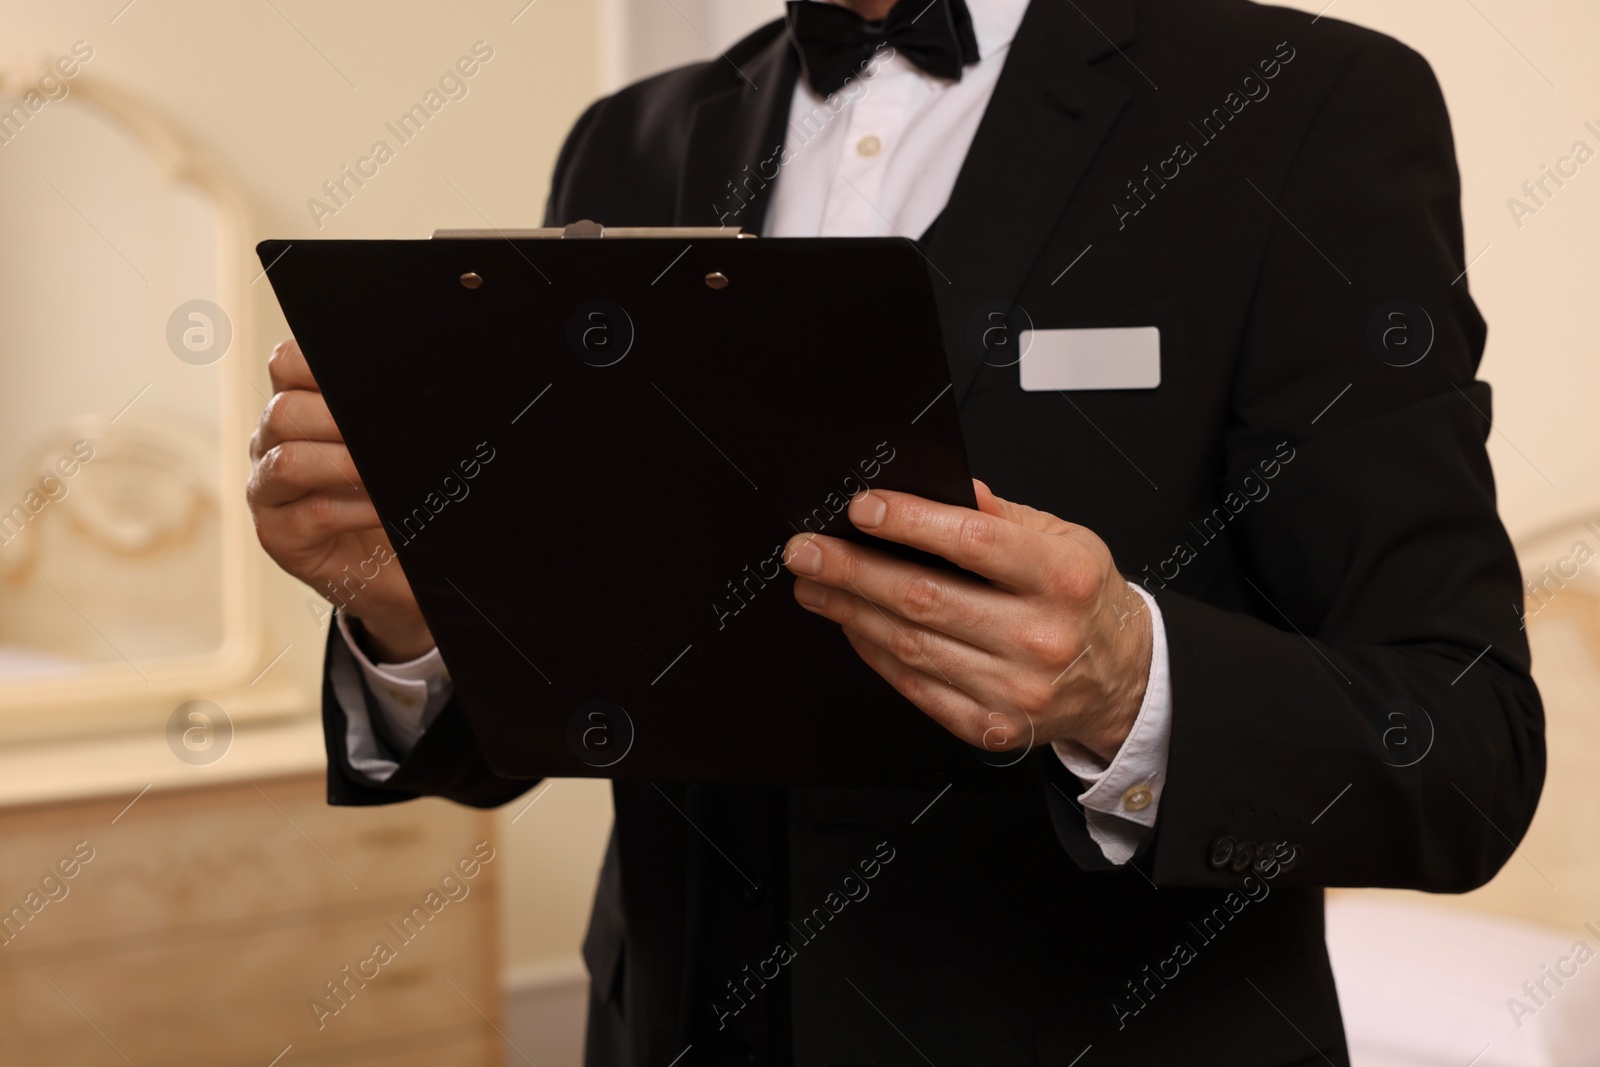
[1018,326,1162,391]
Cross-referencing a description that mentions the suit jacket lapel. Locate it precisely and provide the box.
[675,30,801,229]
[926,0,1138,401]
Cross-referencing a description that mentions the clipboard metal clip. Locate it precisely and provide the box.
[432,219,755,240]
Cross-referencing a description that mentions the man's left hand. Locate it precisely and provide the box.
[784,480,1153,763]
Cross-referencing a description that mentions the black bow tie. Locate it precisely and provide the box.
[785,0,981,97]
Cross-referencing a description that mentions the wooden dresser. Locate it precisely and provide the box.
[0,773,501,1065]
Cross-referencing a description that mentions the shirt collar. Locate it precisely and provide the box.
[801,0,1032,62]
[965,0,1031,59]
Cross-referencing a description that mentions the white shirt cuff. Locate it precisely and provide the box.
[1051,582,1173,864]
[330,611,453,781]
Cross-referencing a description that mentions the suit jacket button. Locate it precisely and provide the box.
[1229,839,1257,873]
[1208,835,1236,870]
[1253,841,1280,875]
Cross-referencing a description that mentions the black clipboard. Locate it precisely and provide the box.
[260,223,1015,788]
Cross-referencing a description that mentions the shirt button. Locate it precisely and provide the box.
[856,134,882,157]
[1122,785,1153,812]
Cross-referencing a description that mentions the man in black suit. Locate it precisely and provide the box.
[248,0,1545,1063]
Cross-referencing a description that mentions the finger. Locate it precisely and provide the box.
[267,338,319,393]
[842,488,1054,590]
[261,492,382,555]
[249,440,364,507]
[785,536,1005,650]
[841,630,999,748]
[972,478,1055,531]
[253,388,343,456]
[793,576,992,683]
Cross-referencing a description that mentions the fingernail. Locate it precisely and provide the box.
[850,491,886,529]
[786,536,822,575]
[794,579,826,609]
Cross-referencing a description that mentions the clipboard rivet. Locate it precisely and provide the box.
[459,272,484,289]
[704,271,729,290]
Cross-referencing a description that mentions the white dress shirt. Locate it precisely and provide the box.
[330,0,1174,864]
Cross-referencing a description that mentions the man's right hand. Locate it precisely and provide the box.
[247,339,436,662]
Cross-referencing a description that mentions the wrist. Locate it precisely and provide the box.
[1076,581,1154,763]
[1076,705,1138,765]
[351,612,436,663]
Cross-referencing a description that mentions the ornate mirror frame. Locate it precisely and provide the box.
[0,70,307,745]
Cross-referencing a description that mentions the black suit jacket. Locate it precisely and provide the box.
[320,1,1545,1063]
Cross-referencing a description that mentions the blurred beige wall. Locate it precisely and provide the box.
[601,0,777,87]
[2,0,615,980]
